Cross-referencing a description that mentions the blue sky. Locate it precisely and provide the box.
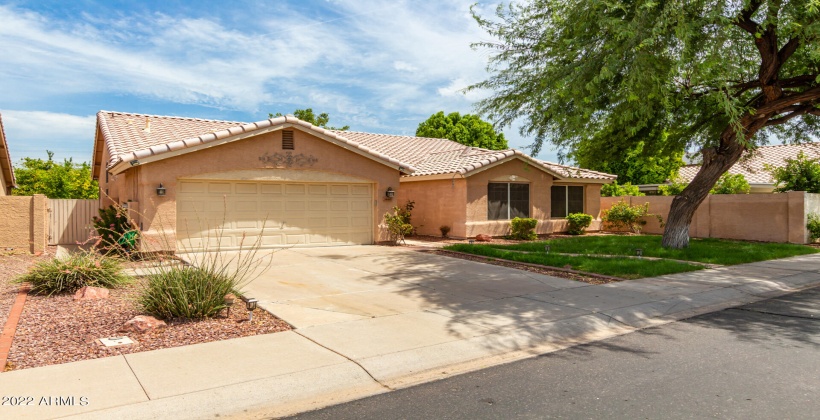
[0,0,563,165]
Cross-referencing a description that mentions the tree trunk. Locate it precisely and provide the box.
[661,118,766,248]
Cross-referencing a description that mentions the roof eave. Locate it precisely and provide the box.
[108,119,417,176]
[459,151,567,180]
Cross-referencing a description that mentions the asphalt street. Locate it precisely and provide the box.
[288,286,820,420]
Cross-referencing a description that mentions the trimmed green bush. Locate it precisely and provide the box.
[808,213,820,242]
[566,213,593,235]
[602,200,663,233]
[140,266,240,319]
[510,217,538,240]
[17,251,129,296]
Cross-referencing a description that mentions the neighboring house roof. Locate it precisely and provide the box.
[0,114,16,192]
[678,142,820,185]
[94,111,614,182]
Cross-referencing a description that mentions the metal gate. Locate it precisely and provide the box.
[48,199,99,245]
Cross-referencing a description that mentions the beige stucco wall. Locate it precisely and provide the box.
[0,194,48,253]
[399,161,607,238]
[465,159,554,237]
[111,129,402,250]
[398,178,468,237]
[601,192,813,243]
[0,168,7,196]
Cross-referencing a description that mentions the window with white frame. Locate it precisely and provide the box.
[488,183,529,220]
[551,185,584,218]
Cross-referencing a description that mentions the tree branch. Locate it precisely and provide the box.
[733,0,764,35]
[765,105,816,126]
[778,37,801,63]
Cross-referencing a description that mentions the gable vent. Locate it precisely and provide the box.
[282,130,294,150]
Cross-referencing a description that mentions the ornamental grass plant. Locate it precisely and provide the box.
[17,250,129,296]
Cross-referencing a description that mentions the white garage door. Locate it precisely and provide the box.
[176,180,373,250]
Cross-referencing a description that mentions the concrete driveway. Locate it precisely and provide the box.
[241,245,588,329]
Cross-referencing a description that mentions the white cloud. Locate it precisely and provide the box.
[1,111,97,162]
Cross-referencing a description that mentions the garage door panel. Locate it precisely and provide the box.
[235,183,258,194]
[177,181,372,250]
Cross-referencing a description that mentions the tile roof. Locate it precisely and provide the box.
[95,111,614,181]
[0,114,16,191]
[678,142,820,184]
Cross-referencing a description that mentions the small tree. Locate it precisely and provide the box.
[710,173,751,194]
[767,152,820,193]
[601,182,644,197]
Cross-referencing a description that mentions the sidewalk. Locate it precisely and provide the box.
[0,254,818,420]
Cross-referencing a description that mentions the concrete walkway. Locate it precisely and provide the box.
[0,249,818,419]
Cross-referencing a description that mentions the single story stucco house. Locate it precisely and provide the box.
[0,114,16,195]
[92,111,615,251]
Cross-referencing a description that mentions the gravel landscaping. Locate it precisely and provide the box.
[0,249,56,329]
[1,252,291,372]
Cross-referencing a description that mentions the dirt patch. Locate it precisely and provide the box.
[1,253,291,371]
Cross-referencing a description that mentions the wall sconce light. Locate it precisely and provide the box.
[156,183,166,196]
[385,186,395,199]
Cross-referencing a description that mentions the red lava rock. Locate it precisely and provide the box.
[120,315,167,333]
[73,286,110,300]
[475,234,493,242]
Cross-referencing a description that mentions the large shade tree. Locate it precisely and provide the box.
[470,0,820,248]
[416,111,508,150]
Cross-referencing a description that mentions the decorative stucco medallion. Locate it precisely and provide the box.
[259,152,319,168]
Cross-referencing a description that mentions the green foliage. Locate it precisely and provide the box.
[444,243,701,279]
[17,251,129,296]
[658,178,689,196]
[566,213,593,235]
[440,225,451,238]
[571,138,685,185]
[509,217,538,240]
[416,111,508,150]
[808,213,820,242]
[93,205,138,254]
[477,235,818,266]
[383,201,416,245]
[468,1,820,187]
[710,173,751,194]
[12,151,99,198]
[140,266,240,319]
[269,108,349,130]
[602,200,663,234]
[601,182,644,197]
[767,151,820,193]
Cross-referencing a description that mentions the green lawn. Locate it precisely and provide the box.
[443,235,818,280]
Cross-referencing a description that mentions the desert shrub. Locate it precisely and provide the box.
[384,206,414,245]
[17,251,129,295]
[601,182,644,197]
[93,205,139,254]
[440,225,451,237]
[602,200,663,233]
[509,217,538,240]
[808,213,820,242]
[710,173,750,194]
[566,213,593,235]
[140,266,241,319]
[767,151,820,193]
